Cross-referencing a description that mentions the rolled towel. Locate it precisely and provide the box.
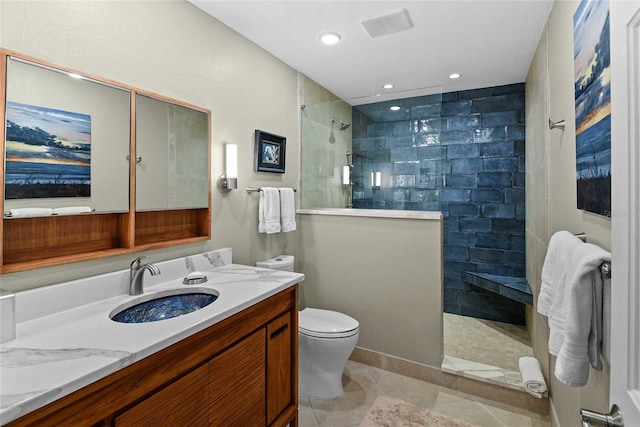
[7,208,54,218]
[52,206,93,215]
[519,356,547,398]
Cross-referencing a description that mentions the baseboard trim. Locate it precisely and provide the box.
[350,346,549,416]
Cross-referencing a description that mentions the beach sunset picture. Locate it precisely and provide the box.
[573,0,611,216]
[4,101,91,199]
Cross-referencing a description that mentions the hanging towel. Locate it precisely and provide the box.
[52,206,93,215]
[518,356,547,398]
[279,188,296,232]
[554,242,611,387]
[7,207,54,217]
[538,231,583,317]
[258,187,281,234]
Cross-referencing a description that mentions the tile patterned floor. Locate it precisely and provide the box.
[299,360,550,427]
[443,313,534,388]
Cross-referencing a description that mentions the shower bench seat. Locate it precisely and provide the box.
[462,272,533,306]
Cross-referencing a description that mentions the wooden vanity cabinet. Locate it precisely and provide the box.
[6,286,298,427]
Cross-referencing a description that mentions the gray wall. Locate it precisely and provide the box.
[0,0,300,291]
[297,213,443,367]
[526,1,611,425]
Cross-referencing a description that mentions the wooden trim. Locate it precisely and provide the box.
[1,51,7,270]
[0,48,212,273]
[5,287,297,427]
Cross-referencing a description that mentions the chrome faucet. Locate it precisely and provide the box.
[129,256,161,296]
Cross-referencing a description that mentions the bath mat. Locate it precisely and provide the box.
[360,395,477,427]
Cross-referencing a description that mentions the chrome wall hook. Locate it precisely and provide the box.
[549,118,566,130]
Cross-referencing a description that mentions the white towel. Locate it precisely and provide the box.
[554,242,611,387]
[279,188,296,232]
[258,187,281,234]
[52,206,93,215]
[538,231,583,317]
[7,207,54,217]
[519,356,547,398]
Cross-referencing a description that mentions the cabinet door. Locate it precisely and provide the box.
[114,363,209,427]
[209,328,266,426]
[267,312,293,425]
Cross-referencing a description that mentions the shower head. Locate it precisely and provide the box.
[332,119,351,131]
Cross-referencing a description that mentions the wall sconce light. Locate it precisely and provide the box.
[371,171,382,189]
[342,165,351,185]
[218,143,238,191]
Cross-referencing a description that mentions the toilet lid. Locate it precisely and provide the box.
[299,308,359,338]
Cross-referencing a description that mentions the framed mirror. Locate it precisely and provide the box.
[135,94,209,211]
[4,57,131,216]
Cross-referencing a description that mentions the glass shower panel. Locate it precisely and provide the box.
[300,100,352,209]
[351,91,443,211]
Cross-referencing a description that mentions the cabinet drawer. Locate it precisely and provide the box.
[115,363,209,427]
[267,311,293,425]
[209,328,266,426]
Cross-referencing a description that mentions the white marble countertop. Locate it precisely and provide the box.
[0,248,303,425]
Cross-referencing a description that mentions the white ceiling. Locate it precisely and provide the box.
[190,1,554,105]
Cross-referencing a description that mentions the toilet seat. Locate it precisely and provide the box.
[299,308,359,339]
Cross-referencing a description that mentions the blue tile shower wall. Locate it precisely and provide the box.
[352,83,526,325]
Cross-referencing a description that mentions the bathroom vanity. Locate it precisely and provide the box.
[0,249,303,427]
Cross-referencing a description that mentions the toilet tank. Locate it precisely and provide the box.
[256,255,294,272]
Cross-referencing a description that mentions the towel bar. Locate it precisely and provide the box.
[574,233,611,279]
[246,187,297,194]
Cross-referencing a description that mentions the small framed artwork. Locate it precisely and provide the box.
[254,129,286,173]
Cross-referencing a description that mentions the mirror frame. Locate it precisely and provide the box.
[0,49,211,273]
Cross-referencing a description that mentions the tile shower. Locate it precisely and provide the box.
[351,84,526,325]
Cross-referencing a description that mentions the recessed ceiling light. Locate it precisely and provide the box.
[320,32,341,45]
[390,105,401,111]
[449,73,461,79]
[383,84,394,89]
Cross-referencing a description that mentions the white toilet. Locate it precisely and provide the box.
[256,255,359,399]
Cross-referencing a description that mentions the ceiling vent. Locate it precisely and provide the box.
[361,8,413,38]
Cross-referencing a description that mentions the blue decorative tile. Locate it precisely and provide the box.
[471,189,504,203]
[473,127,507,143]
[493,219,525,233]
[444,217,459,232]
[444,245,470,261]
[483,157,519,172]
[387,135,414,148]
[366,149,391,162]
[491,83,525,96]
[412,104,442,118]
[472,97,506,113]
[390,147,417,162]
[475,233,512,250]
[447,144,480,159]
[446,116,480,130]
[414,133,441,146]
[516,204,526,220]
[445,174,477,188]
[451,158,483,173]
[413,117,442,133]
[482,111,518,127]
[470,248,505,264]
[482,203,516,219]
[506,124,525,140]
[442,100,471,116]
[394,161,418,175]
[367,123,390,137]
[505,187,525,203]
[460,88,493,100]
[446,232,476,247]
[477,172,512,188]
[418,145,446,160]
[442,129,473,145]
[459,217,492,232]
[353,137,386,151]
[392,121,414,136]
[511,235,526,251]
[449,202,480,217]
[442,92,459,102]
[440,188,471,202]
[480,141,514,157]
